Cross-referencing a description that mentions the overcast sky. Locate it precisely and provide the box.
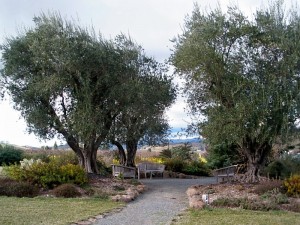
[0,0,289,147]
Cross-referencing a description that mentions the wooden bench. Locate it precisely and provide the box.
[213,165,238,182]
[111,164,136,179]
[137,162,165,179]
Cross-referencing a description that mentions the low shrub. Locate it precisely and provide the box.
[252,180,284,195]
[96,157,111,176]
[261,192,289,205]
[4,158,87,188]
[0,177,38,197]
[211,197,279,211]
[0,145,23,166]
[264,155,300,179]
[84,187,109,199]
[282,200,300,213]
[164,157,186,173]
[182,161,210,176]
[284,174,300,197]
[47,151,79,165]
[52,183,81,198]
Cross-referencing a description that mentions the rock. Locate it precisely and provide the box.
[95,215,104,219]
[88,218,97,223]
[136,184,146,193]
[76,221,93,225]
[111,195,122,201]
[121,194,133,202]
[189,195,205,208]
[186,187,200,197]
[178,173,187,179]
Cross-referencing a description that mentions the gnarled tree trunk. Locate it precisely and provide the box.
[126,139,138,167]
[239,137,272,183]
[111,140,126,165]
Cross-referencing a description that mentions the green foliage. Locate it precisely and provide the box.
[22,151,50,163]
[0,145,23,166]
[159,149,172,159]
[52,183,81,198]
[159,143,195,161]
[5,158,87,188]
[0,12,176,173]
[164,157,186,173]
[284,174,300,197]
[211,197,279,211]
[171,143,194,160]
[264,155,300,179]
[182,160,210,176]
[171,1,300,180]
[206,142,241,169]
[0,177,39,197]
[47,152,79,166]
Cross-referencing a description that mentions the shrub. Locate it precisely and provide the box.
[0,145,23,166]
[264,155,300,179]
[159,149,172,159]
[211,197,279,211]
[206,142,241,169]
[4,158,87,188]
[52,183,81,198]
[164,157,186,172]
[96,157,112,176]
[264,161,286,179]
[47,151,79,165]
[0,177,39,197]
[253,180,284,195]
[182,160,210,176]
[284,174,300,196]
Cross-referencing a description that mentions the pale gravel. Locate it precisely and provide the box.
[93,177,216,225]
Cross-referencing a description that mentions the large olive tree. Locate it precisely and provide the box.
[171,1,300,182]
[0,13,160,173]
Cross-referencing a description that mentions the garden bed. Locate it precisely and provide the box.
[186,181,300,212]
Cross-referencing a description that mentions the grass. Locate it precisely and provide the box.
[0,196,124,225]
[172,208,300,225]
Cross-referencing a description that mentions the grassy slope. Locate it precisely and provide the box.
[173,208,300,225]
[0,196,124,225]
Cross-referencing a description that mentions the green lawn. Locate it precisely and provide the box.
[0,196,124,225]
[172,208,300,225]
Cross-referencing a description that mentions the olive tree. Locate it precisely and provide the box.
[171,1,300,182]
[0,13,144,173]
[109,36,176,167]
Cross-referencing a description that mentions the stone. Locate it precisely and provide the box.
[189,195,205,208]
[186,187,200,197]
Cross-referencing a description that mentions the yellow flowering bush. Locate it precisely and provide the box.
[284,174,300,196]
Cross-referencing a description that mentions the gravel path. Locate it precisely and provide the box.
[94,177,216,225]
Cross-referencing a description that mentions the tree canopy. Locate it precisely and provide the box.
[171,1,300,182]
[108,36,176,167]
[0,12,176,173]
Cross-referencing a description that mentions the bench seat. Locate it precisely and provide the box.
[213,165,237,182]
[137,162,165,179]
[111,164,136,179]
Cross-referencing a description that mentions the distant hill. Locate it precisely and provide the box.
[169,137,201,145]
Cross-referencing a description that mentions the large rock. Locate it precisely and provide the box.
[186,186,206,209]
[189,195,205,208]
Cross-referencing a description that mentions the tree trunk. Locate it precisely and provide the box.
[126,139,138,167]
[111,140,126,165]
[74,145,99,174]
[239,138,272,183]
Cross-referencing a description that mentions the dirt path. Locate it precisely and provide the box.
[93,177,216,225]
